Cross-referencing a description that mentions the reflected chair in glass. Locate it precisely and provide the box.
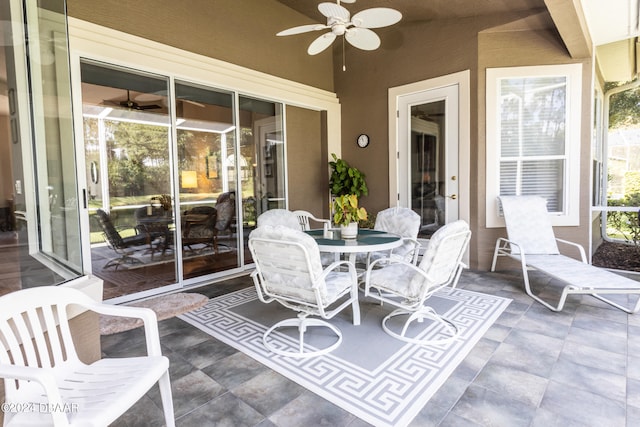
[182,192,236,255]
[95,209,148,270]
[181,206,217,254]
[364,220,471,345]
[0,286,175,426]
[212,191,236,251]
[134,206,173,259]
[249,225,361,358]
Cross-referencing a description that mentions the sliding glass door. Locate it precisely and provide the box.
[80,61,176,300]
[175,82,240,280]
[79,60,286,300]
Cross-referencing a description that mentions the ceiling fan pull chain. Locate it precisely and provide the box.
[342,37,346,71]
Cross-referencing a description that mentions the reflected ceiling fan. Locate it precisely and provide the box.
[104,90,162,111]
[277,0,402,58]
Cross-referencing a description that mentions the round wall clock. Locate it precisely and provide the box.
[357,134,370,148]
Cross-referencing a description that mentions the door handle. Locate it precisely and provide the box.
[447,194,457,200]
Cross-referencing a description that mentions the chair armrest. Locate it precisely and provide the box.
[399,237,421,265]
[555,238,588,263]
[78,302,163,357]
[320,261,358,290]
[0,365,64,406]
[365,256,461,301]
[321,260,356,278]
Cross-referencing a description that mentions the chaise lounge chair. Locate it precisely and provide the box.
[491,195,640,313]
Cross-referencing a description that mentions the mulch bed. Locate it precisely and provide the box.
[592,241,640,273]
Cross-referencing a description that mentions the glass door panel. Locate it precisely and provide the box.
[239,96,285,264]
[411,101,445,238]
[175,82,239,280]
[80,61,176,300]
[400,83,459,239]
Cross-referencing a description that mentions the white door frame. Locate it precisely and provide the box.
[388,70,470,227]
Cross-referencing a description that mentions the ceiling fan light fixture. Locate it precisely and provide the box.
[278,0,401,58]
[332,23,347,36]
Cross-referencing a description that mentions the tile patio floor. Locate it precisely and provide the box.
[103,269,640,426]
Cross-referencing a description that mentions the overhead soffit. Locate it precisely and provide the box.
[274,0,548,23]
[580,0,639,82]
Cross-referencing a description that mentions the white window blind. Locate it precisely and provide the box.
[498,77,566,212]
[486,64,582,227]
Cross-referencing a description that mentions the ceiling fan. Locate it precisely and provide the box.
[277,0,402,56]
[104,90,162,111]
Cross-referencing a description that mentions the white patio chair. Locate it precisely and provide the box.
[491,195,640,313]
[249,225,361,358]
[359,207,421,267]
[259,209,334,265]
[292,210,331,232]
[256,209,301,229]
[364,220,471,345]
[0,286,174,427]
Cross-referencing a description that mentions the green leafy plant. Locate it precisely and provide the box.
[329,153,368,197]
[332,194,368,226]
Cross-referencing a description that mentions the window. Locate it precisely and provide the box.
[486,64,582,227]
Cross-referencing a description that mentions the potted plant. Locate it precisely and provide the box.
[329,153,368,197]
[332,194,367,239]
[328,153,369,237]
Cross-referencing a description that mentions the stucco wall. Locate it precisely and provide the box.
[285,106,328,217]
[66,0,334,92]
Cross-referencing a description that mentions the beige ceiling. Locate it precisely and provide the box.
[274,0,548,23]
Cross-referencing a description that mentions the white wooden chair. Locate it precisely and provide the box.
[364,220,471,345]
[0,286,174,426]
[249,225,360,358]
[492,195,640,313]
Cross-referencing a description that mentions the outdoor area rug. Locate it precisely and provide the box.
[179,286,511,427]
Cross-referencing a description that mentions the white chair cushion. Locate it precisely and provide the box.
[411,220,470,291]
[359,207,420,264]
[369,220,470,300]
[257,209,301,230]
[418,220,469,270]
[250,225,327,303]
[368,263,422,299]
[499,196,559,254]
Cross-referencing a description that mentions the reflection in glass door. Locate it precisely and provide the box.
[411,102,445,238]
[78,62,288,299]
[80,61,177,300]
[175,82,240,280]
[399,84,459,239]
[239,96,285,264]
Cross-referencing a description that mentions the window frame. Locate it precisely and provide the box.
[486,63,582,227]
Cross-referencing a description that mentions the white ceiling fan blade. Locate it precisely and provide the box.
[351,8,402,29]
[318,2,350,21]
[277,24,327,36]
[307,32,337,55]
[345,28,380,51]
[339,0,356,3]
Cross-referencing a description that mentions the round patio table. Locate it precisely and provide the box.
[305,228,403,264]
